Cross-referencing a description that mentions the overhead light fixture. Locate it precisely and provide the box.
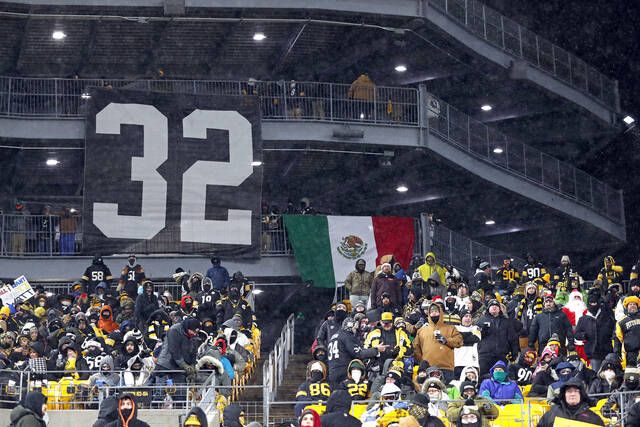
[493,147,504,154]
[69,208,77,213]
[81,93,91,100]
[253,32,266,41]
[253,289,263,295]
[46,158,59,166]
[52,31,66,40]
[485,219,495,225]
[481,105,492,112]
[396,185,409,193]
[251,161,262,167]
[623,115,635,125]
[394,64,407,73]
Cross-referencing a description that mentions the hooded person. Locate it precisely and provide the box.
[9,391,48,427]
[588,353,623,395]
[529,344,560,397]
[104,393,150,427]
[340,359,371,400]
[478,360,523,404]
[421,378,448,417]
[447,382,498,427]
[98,305,119,334]
[546,361,577,399]
[412,303,463,383]
[595,255,624,292]
[601,366,640,419]
[574,290,615,371]
[315,304,344,348]
[507,349,537,386]
[453,309,481,376]
[298,408,321,427]
[514,281,543,339]
[320,389,360,427]
[156,317,201,388]
[88,355,120,389]
[344,258,374,308]
[370,263,402,308]
[93,396,119,427]
[134,281,160,331]
[537,377,603,427]
[295,361,331,416]
[123,354,155,387]
[418,252,447,286]
[183,406,208,427]
[180,295,197,317]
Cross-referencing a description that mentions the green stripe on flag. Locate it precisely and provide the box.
[283,215,336,288]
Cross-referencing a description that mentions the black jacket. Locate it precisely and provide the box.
[476,313,519,359]
[316,318,341,348]
[156,322,197,371]
[320,390,361,427]
[93,396,118,427]
[134,293,160,329]
[536,378,603,427]
[574,306,615,360]
[528,306,574,351]
[184,406,208,427]
[327,329,378,378]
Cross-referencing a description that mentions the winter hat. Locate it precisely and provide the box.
[479,261,490,270]
[561,255,571,264]
[487,299,500,308]
[624,296,640,309]
[411,393,430,408]
[547,333,561,347]
[459,380,477,394]
[386,369,402,383]
[33,307,46,319]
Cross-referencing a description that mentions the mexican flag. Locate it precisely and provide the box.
[283,215,415,288]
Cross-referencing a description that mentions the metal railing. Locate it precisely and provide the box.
[263,313,295,426]
[0,75,624,224]
[429,0,619,110]
[429,220,527,274]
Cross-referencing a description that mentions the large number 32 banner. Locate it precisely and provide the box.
[83,88,262,257]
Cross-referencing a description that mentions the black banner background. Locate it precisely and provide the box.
[82,88,262,257]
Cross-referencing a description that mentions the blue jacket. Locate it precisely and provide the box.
[206,266,231,291]
[479,360,523,403]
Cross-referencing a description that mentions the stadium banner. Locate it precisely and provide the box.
[83,88,262,257]
[0,275,35,306]
[283,215,415,288]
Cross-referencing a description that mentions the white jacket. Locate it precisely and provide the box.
[453,324,480,368]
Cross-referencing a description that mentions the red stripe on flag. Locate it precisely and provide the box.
[372,216,415,269]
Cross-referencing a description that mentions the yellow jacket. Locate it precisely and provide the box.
[417,252,447,285]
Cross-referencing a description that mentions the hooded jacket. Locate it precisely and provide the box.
[156,320,198,371]
[134,284,159,329]
[104,393,150,427]
[588,353,623,395]
[413,304,463,370]
[537,378,603,427]
[344,259,374,297]
[478,361,522,403]
[93,396,119,427]
[184,406,208,427]
[98,306,120,334]
[320,390,360,427]
[370,270,402,308]
[596,256,623,288]
[417,252,446,286]
[222,404,244,427]
[89,355,120,387]
[10,391,47,427]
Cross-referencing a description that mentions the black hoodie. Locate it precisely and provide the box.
[93,396,119,427]
[320,390,360,427]
[537,378,603,427]
[222,404,243,427]
[104,393,150,427]
[184,406,208,427]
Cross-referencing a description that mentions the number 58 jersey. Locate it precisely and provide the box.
[81,262,113,294]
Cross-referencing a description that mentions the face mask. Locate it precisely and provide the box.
[1,341,12,349]
[61,301,71,307]
[429,315,440,324]
[427,391,439,400]
[351,370,362,383]
[128,259,136,266]
[120,408,133,420]
[335,310,347,322]
[101,312,109,319]
[310,371,323,382]
[492,371,507,382]
[627,380,639,389]
[603,370,616,381]
[416,374,427,384]
[315,352,327,362]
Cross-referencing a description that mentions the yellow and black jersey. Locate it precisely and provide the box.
[496,267,519,287]
[615,313,640,353]
[118,264,146,297]
[521,263,549,283]
[295,381,331,401]
[341,379,371,400]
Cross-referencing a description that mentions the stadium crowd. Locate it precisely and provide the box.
[296,251,640,427]
[0,254,259,427]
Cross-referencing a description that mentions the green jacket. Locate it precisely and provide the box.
[446,397,499,427]
[344,269,374,296]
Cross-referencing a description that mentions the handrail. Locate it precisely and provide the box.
[263,313,295,426]
[0,76,624,225]
[428,0,618,111]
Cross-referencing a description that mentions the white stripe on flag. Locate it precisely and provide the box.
[327,216,378,286]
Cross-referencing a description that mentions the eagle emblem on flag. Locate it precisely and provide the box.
[337,235,368,259]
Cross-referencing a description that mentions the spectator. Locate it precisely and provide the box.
[601,367,640,419]
[364,312,410,373]
[514,282,543,348]
[400,393,445,427]
[528,294,574,354]
[521,253,549,284]
[206,257,230,292]
[453,309,481,377]
[560,291,586,328]
[344,259,374,308]
[417,252,447,286]
[155,318,201,386]
[320,390,360,427]
[595,256,624,292]
[413,303,463,384]
[81,255,114,295]
[552,255,581,294]
[183,407,208,427]
[37,205,52,254]
[507,349,536,386]
[370,263,402,308]
[546,361,577,399]
[10,201,28,255]
[134,281,159,331]
[536,378,603,427]
[495,257,519,296]
[298,408,321,427]
[476,299,519,376]
[574,290,615,371]
[472,262,493,296]
[10,390,48,427]
[588,353,623,395]
[104,393,150,427]
[614,295,640,366]
[295,361,331,417]
[93,396,118,427]
[117,254,146,299]
[340,359,371,400]
[59,207,77,255]
[478,360,523,404]
[447,382,498,427]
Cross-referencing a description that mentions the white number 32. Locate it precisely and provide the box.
[93,103,253,245]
